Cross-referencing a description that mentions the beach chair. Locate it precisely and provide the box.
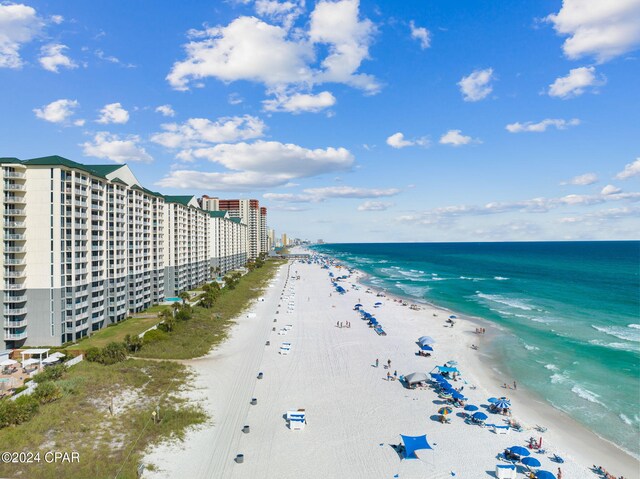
[493,425,510,435]
[495,464,516,479]
[286,410,306,430]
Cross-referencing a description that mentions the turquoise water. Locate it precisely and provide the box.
[166,297,181,302]
[312,241,640,457]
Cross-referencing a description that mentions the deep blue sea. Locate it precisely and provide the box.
[312,241,640,457]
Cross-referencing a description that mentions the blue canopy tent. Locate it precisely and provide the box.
[437,366,459,373]
[535,471,556,479]
[400,434,432,459]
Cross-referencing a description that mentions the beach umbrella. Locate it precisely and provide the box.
[420,344,434,351]
[0,359,17,366]
[472,412,488,421]
[449,315,457,319]
[418,336,436,344]
[487,397,498,403]
[438,407,453,415]
[354,303,362,308]
[535,471,556,479]
[451,391,467,400]
[404,372,429,385]
[445,360,458,366]
[430,373,444,379]
[521,457,541,468]
[508,446,530,457]
[494,399,511,409]
[375,302,382,305]
[464,405,478,411]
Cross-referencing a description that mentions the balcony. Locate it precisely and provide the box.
[3,183,25,191]
[3,283,25,291]
[4,271,26,278]
[4,171,26,179]
[3,195,26,204]
[4,221,25,228]
[3,258,25,265]
[4,246,25,253]
[4,307,27,315]
[3,294,26,303]
[3,208,26,216]
[4,318,27,328]
[4,331,27,340]
[4,233,25,241]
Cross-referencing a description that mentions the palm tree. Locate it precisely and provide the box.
[159,308,175,332]
[179,291,190,305]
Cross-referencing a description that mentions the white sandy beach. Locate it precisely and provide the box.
[144,253,639,479]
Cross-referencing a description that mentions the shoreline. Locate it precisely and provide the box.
[330,252,639,476]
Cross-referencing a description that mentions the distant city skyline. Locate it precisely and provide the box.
[1,0,639,242]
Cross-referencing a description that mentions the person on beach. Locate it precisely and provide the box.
[513,381,517,390]
[557,468,562,479]
[393,370,397,380]
[375,358,379,368]
[387,372,391,381]
[388,359,391,368]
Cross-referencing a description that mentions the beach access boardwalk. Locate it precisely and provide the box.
[144,258,638,479]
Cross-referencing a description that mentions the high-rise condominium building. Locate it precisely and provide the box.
[208,210,248,275]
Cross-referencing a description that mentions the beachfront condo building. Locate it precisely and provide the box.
[162,196,210,299]
[208,211,248,275]
[200,196,266,260]
[268,228,275,251]
[0,156,169,347]
[260,207,268,254]
[0,156,238,348]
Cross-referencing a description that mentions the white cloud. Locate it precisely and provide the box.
[264,186,400,203]
[615,158,640,180]
[309,0,379,93]
[167,0,379,95]
[409,20,431,49]
[263,90,336,113]
[0,3,43,68]
[96,102,129,124]
[82,132,152,163]
[563,172,598,185]
[155,104,176,117]
[546,0,640,62]
[506,118,580,133]
[50,14,63,24]
[33,98,79,123]
[38,43,77,72]
[228,92,244,105]
[439,129,476,146]
[548,66,605,98]
[358,201,393,211]
[458,68,494,102]
[386,132,429,149]
[601,184,622,195]
[151,115,266,149]
[255,0,304,30]
[157,140,354,190]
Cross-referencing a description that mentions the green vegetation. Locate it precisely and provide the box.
[0,359,205,479]
[69,315,161,351]
[135,259,284,360]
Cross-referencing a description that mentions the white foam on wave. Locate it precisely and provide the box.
[591,324,640,342]
[476,292,534,311]
[619,413,636,426]
[460,276,486,281]
[494,276,509,281]
[628,324,640,330]
[550,373,568,384]
[588,339,639,353]
[571,385,606,407]
[544,364,559,371]
[523,343,539,351]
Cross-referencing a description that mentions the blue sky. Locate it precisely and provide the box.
[1,0,639,242]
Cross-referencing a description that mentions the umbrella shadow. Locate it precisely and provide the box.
[389,443,405,460]
[429,414,442,423]
[432,399,448,405]
[455,412,466,418]
[485,471,498,478]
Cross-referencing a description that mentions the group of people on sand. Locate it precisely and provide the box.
[475,327,486,334]
[336,321,351,328]
[593,465,626,479]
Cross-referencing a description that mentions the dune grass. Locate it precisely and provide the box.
[68,315,162,351]
[0,359,206,479]
[135,259,285,360]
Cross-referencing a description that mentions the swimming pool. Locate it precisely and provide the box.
[166,297,181,302]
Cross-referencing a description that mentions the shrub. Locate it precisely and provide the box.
[12,385,28,395]
[23,377,32,384]
[33,364,66,383]
[143,329,168,344]
[100,342,128,365]
[0,396,40,428]
[86,347,103,363]
[33,381,63,404]
[124,334,143,353]
[175,309,192,321]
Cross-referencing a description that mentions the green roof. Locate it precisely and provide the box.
[110,177,128,186]
[0,157,22,164]
[23,155,123,180]
[208,210,228,218]
[230,217,243,224]
[164,195,202,208]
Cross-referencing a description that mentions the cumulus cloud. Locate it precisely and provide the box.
[263,90,336,113]
[409,20,431,49]
[33,98,79,124]
[546,0,640,62]
[82,132,152,163]
[386,132,429,149]
[264,186,400,203]
[615,158,640,179]
[506,118,580,133]
[601,184,622,195]
[167,0,379,96]
[155,104,175,117]
[548,66,605,98]
[96,102,129,124]
[0,3,42,68]
[563,172,598,185]
[358,200,393,211]
[398,190,640,226]
[458,68,494,102]
[255,0,304,30]
[157,140,354,190]
[151,115,266,149]
[38,43,77,72]
[439,129,476,146]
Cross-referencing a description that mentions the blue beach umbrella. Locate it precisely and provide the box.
[508,446,530,457]
[535,471,556,479]
[487,397,498,403]
[354,303,362,308]
[375,301,382,305]
[464,405,479,411]
[494,399,511,409]
[449,315,457,319]
[472,412,488,421]
[521,457,541,468]
[418,336,436,345]
[452,391,466,400]
[430,373,444,379]
[420,344,433,351]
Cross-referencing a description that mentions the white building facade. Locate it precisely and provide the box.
[208,211,248,275]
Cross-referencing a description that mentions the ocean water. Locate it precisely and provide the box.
[312,241,640,457]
